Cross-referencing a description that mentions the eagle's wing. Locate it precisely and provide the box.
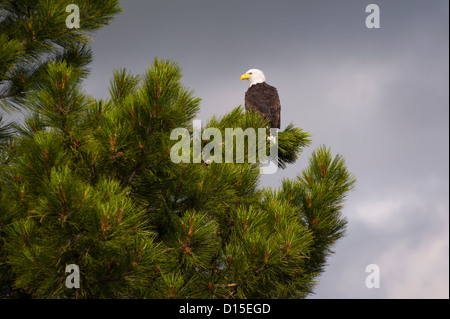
[264,85,280,129]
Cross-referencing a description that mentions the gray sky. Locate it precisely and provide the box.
[10,0,449,298]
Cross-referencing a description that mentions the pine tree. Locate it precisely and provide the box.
[0,2,356,299]
[0,0,122,111]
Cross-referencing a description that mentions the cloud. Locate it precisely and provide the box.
[353,197,404,229]
[377,206,449,298]
[310,192,448,299]
[328,73,380,111]
[340,185,449,298]
[382,242,448,299]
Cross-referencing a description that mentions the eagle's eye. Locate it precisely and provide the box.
[248,72,253,75]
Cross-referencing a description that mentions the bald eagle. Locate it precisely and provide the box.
[240,69,281,129]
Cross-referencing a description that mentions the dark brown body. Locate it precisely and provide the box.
[244,82,281,129]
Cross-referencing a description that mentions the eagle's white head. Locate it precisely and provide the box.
[240,69,266,87]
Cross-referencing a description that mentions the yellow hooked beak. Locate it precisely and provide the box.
[240,73,250,80]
